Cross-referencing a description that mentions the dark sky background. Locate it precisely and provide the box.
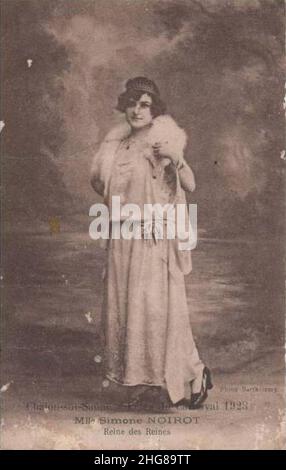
[1,0,285,235]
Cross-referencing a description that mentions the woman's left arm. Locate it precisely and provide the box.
[177,159,196,192]
[153,142,195,193]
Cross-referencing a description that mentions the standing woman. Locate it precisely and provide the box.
[90,77,212,408]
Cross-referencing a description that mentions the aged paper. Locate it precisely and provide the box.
[1,0,285,450]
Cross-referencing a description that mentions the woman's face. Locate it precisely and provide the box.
[125,93,153,130]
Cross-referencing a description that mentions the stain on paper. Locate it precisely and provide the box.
[85,312,93,323]
[0,382,13,393]
[49,217,60,234]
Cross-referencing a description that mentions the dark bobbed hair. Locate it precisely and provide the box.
[116,89,166,118]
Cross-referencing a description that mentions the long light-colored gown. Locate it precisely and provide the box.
[96,127,204,404]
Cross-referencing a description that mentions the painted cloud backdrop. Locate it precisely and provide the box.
[2,0,285,234]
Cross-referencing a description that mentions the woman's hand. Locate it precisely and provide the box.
[152,141,183,167]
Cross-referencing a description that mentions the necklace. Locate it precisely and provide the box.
[124,123,153,149]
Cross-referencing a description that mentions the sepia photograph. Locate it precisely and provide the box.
[0,0,285,450]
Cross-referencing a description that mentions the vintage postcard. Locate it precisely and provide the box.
[1,0,285,450]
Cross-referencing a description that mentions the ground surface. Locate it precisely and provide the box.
[1,226,285,449]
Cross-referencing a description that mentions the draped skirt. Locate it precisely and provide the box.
[101,235,204,404]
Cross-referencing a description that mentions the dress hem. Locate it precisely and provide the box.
[106,374,166,388]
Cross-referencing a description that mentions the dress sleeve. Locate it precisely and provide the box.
[90,142,106,197]
[177,158,196,192]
